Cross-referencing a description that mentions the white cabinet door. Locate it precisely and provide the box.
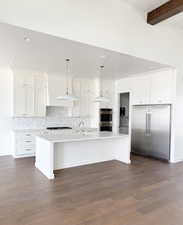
[131,76,150,105]
[72,79,95,118]
[14,75,27,116]
[13,131,36,158]
[13,72,34,117]
[72,78,81,117]
[34,74,47,117]
[47,74,73,107]
[116,78,131,93]
[150,71,174,104]
[80,79,89,117]
[25,74,34,116]
[100,79,114,109]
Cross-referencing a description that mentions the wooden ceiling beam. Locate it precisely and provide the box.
[147,0,183,25]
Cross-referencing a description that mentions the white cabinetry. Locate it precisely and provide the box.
[150,71,175,104]
[101,79,114,108]
[13,71,47,117]
[118,70,175,106]
[13,72,34,117]
[47,74,73,107]
[12,130,39,158]
[131,76,150,105]
[72,78,96,117]
[34,74,47,116]
[80,79,94,117]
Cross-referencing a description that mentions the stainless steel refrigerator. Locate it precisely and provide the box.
[131,105,171,161]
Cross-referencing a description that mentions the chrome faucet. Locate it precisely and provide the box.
[78,120,85,133]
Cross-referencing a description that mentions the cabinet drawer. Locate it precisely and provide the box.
[15,132,33,138]
[16,145,35,155]
[16,141,35,149]
[22,133,34,139]
[14,132,36,156]
[23,139,34,145]
[15,137,34,146]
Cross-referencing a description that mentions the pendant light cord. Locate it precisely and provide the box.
[66,59,70,95]
[100,65,104,97]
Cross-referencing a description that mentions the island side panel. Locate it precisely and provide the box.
[35,137,55,179]
[115,136,131,164]
[54,137,130,170]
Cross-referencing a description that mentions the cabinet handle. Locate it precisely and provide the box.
[25,140,32,143]
[25,134,31,136]
[25,149,32,151]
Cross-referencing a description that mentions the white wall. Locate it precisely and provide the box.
[0,68,13,155]
[1,0,183,160]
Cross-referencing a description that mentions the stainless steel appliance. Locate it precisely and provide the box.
[131,105,171,161]
[100,108,113,131]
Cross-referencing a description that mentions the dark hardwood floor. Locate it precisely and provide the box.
[1,155,183,225]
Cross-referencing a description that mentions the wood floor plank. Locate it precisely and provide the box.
[1,155,183,225]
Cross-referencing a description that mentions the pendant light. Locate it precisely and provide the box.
[95,65,109,103]
[56,59,78,101]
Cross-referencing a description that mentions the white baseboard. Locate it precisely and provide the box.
[170,158,183,163]
[0,153,11,157]
[13,154,35,159]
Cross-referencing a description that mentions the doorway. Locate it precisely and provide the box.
[119,92,130,134]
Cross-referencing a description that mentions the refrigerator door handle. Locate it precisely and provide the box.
[145,113,148,134]
[148,113,151,135]
[146,113,151,135]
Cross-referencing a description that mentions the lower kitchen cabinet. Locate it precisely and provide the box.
[12,130,41,158]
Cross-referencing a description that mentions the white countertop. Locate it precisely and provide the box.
[12,129,45,133]
[36,131,129,143]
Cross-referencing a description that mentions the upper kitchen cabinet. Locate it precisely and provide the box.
[80,79,95,117]
[131,75,150,105]
[46,74,73,108]
[13,70,34,117]
[72,78,96,117]
[116,78,131,93]
[100,79,115,109]
[117,69,175,106]
[34,73,47,117]
[13,70,47,117]
[150,70,176,104]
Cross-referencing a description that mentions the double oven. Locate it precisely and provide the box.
[99,108,113,131]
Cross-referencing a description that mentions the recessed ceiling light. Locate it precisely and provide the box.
[100,55,106,59]
[24,37,31,42]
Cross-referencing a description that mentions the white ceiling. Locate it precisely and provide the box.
[126,0,183,29]
[126,0,169,12]
[0,23,169,79]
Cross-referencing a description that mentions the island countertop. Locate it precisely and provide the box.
[36,131,129,143]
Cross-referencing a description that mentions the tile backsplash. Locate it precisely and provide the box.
[13,106,91,130]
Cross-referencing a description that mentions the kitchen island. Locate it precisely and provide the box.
[35,131,131,179]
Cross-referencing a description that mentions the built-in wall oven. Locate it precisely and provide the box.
[100,108,113,131]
